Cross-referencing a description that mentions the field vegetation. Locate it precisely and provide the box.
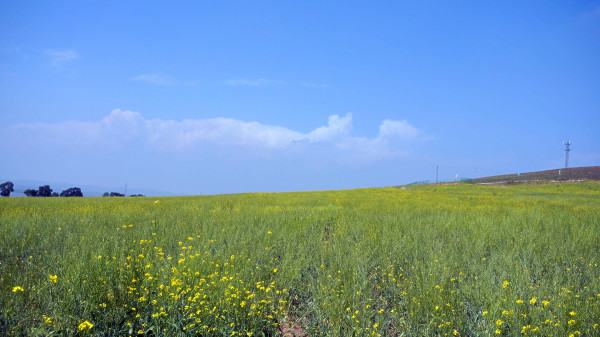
[1,182,599,336]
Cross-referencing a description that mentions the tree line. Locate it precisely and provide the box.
[0,181,144,197]
[0,182,83,197]
[102,192,144,197]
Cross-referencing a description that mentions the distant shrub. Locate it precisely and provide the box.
[60,187,83,197]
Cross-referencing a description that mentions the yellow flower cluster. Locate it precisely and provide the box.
[78,320,94,331]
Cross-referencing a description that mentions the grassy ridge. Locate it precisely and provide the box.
[1,183,599,336]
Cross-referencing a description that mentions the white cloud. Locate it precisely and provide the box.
[305,114,352,142]
[132,73,175,85]
[44,49,78,67]
[225,78,286,86]
[5,110,424,162]
[337,136,393,162]
[378,119,420,139]
[146,116,303,150]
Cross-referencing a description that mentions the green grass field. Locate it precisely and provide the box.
[1,182,599,336]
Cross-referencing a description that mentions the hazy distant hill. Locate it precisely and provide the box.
[401,166,600,187]
[469,166,600,184]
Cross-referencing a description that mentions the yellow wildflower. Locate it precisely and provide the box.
[529,297,537,305]
[78,320,94,331]
[49,275,58,283]
[12,286,24,293]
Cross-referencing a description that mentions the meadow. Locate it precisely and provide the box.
[1,182,599,336]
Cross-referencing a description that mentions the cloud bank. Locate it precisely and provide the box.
[5,110,423,162]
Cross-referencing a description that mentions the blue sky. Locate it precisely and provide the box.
[1,1,599,195]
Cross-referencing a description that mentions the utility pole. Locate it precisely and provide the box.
[564,141,571,169]
[436,165,439,184]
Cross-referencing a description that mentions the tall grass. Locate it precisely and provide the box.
[1,182,599,336]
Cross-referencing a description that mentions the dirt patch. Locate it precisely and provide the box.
[279,320,307,337]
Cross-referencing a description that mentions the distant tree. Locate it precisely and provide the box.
[24,189,38,197]
[129,194,144,197]
[60,187,83,197]
[0,181,14,197]
[110,192,125,197]
[51,192,59,197]
[102,192,110,197]
[37,185,53,197]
